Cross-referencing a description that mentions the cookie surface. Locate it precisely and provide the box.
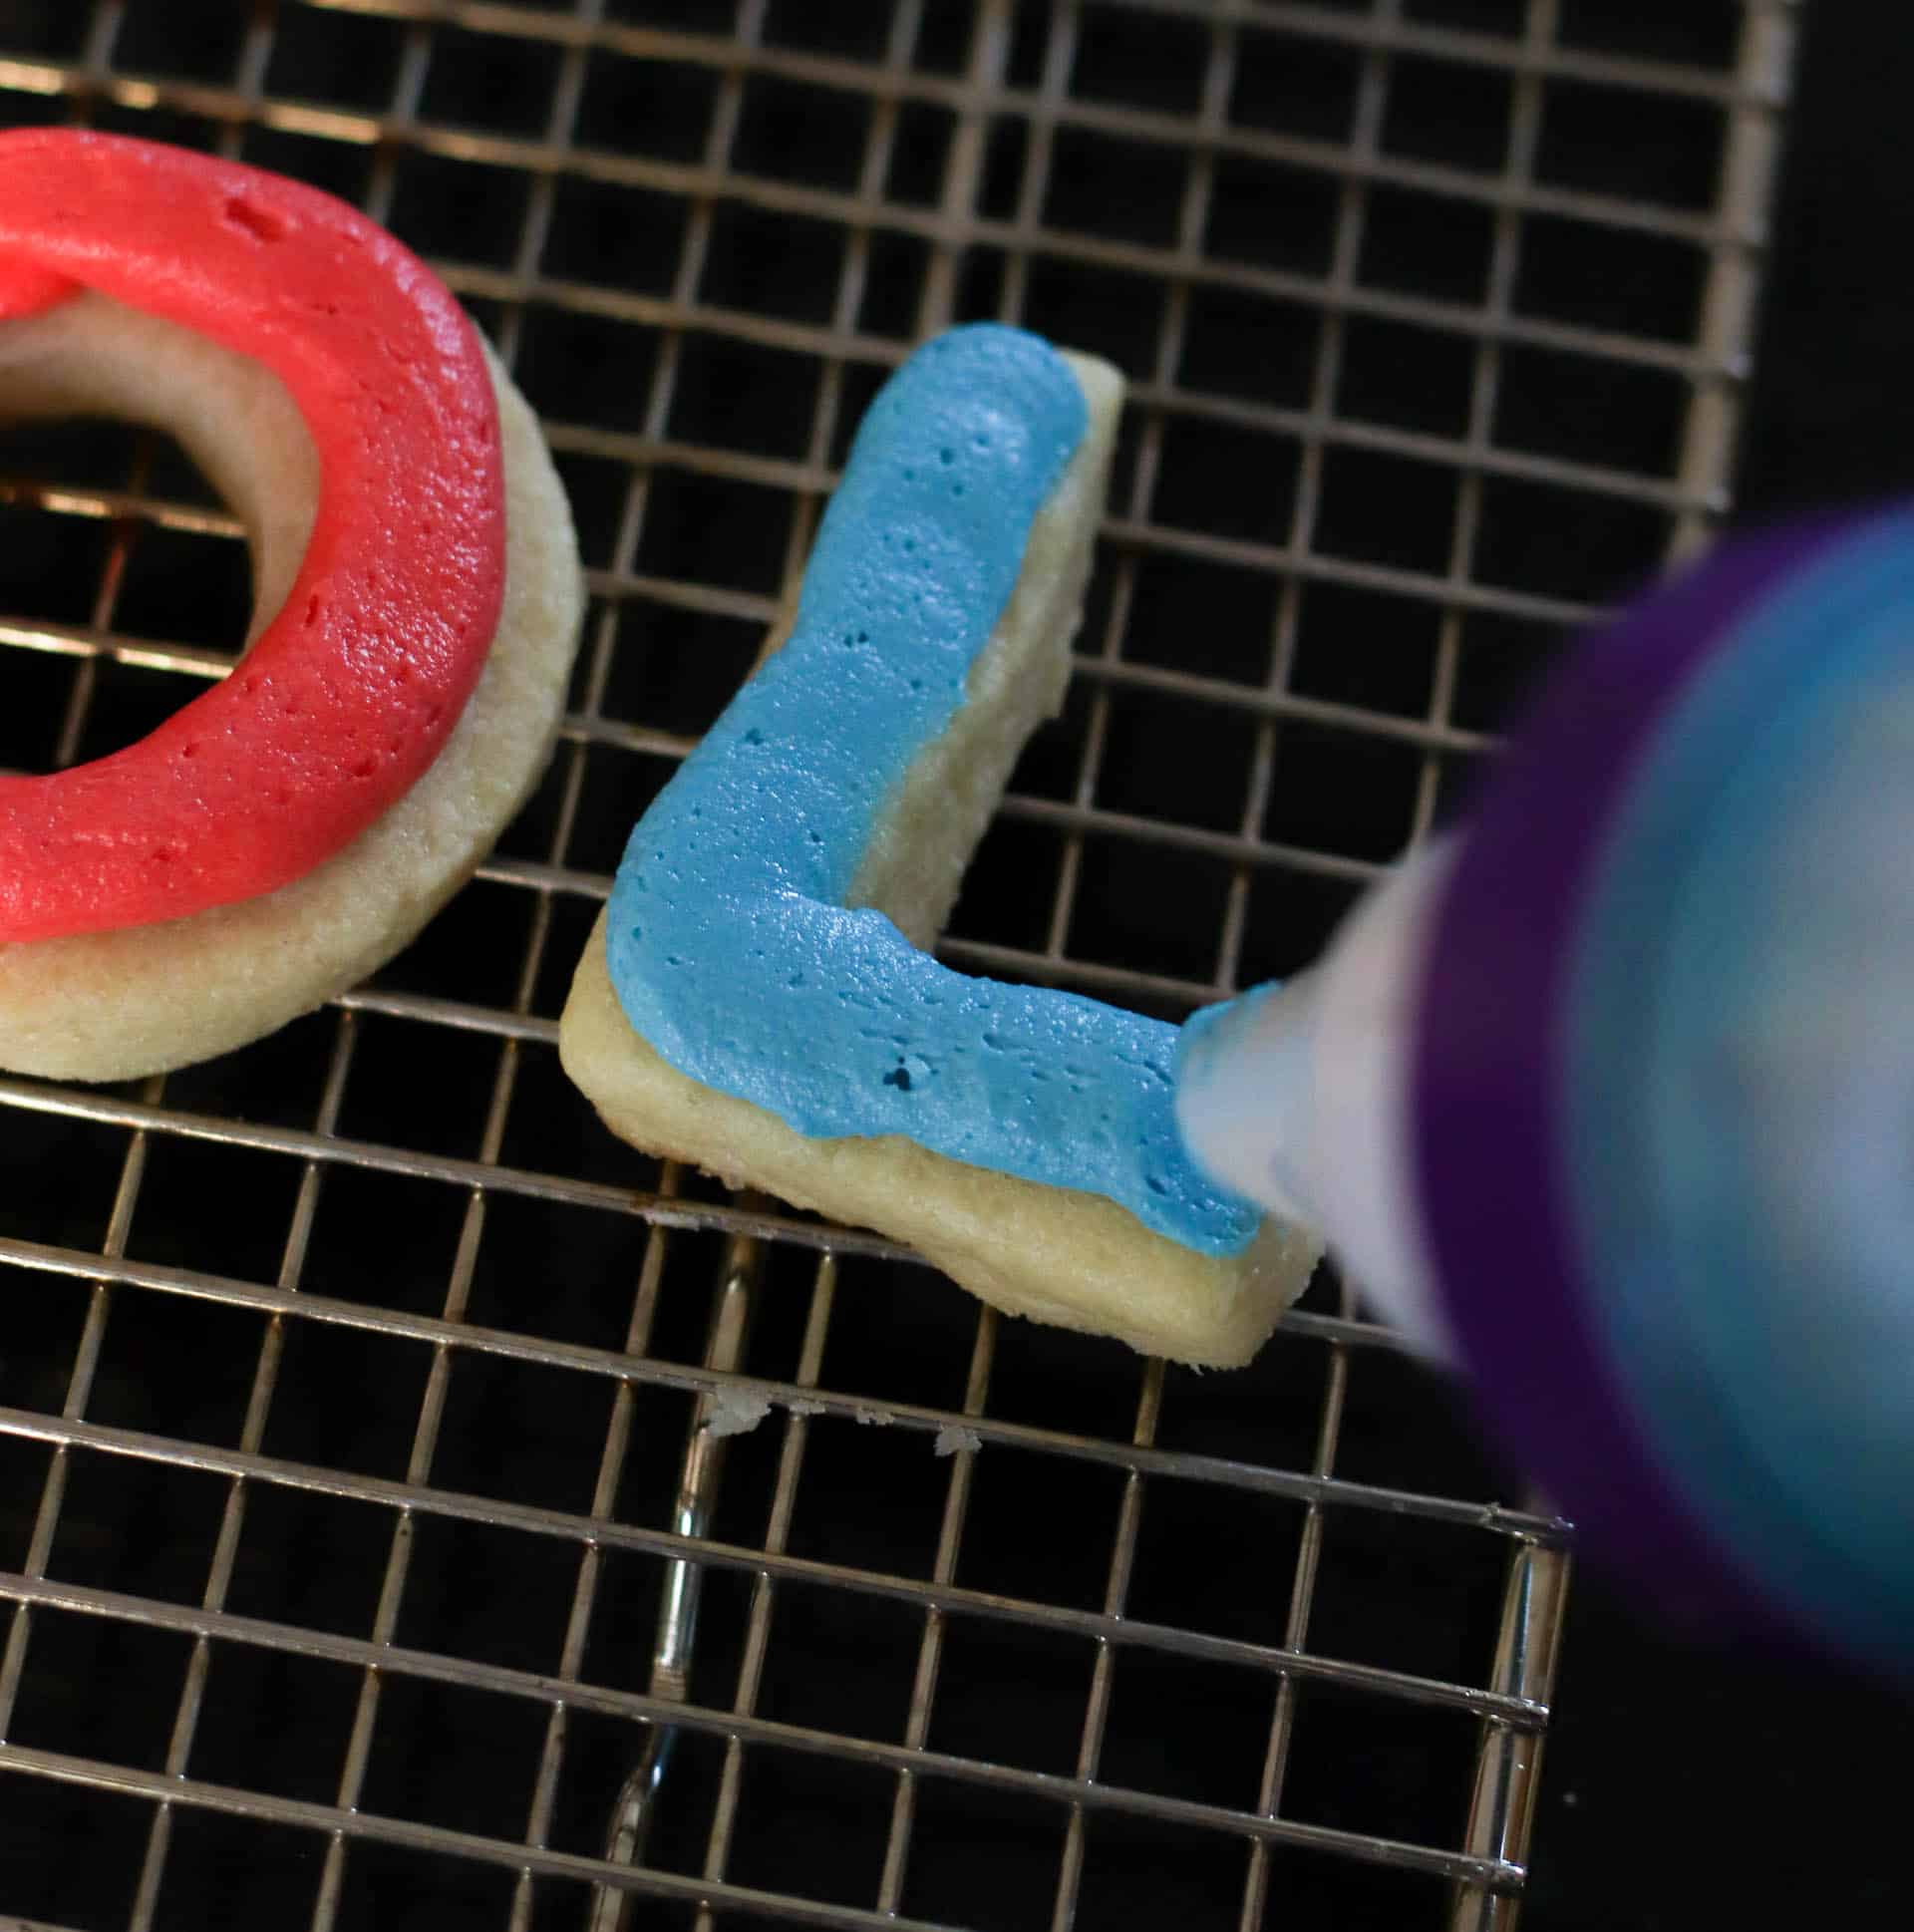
[561,338,1318,1365]
[563,918,1318,1366]
[0,130,507,938]
[0,292,583,1081]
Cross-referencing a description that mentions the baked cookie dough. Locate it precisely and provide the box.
[562,329,1316,1366]
[0,134,583,1079]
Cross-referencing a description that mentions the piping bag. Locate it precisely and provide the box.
[1172,502,1914,1679]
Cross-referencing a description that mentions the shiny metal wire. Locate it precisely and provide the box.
[0,3,1793,1928]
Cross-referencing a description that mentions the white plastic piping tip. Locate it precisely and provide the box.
[1173,973,1326,1230]
[1172,841,1459,1363]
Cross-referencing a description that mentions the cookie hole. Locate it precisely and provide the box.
[222,195,287,243]
[303,594,323,629]
[883,1065,912,1092]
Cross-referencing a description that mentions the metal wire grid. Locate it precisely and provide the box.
[0,1,1791,1928]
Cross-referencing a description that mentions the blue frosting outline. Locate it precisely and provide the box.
[604,325,1258,1255]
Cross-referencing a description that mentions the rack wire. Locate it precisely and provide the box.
[0,2,1793,1927]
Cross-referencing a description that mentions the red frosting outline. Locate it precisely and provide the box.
[0,131,505,941]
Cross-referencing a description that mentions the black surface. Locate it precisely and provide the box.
[1524,8,1914,1929]
[0,4,1910,1928]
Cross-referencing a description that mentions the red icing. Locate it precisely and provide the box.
[0,131,505,941]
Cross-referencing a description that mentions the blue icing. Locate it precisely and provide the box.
[606,324,1259,1256]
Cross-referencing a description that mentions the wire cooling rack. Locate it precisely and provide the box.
[0,2,1793,1928]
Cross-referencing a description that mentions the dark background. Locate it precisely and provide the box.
[1526,6,1914,1927]
[0,3,1906,1928]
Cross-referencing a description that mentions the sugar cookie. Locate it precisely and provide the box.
[561,328,1316,1366]
[0,134,583,1079]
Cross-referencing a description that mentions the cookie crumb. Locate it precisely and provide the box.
[703,1390,772,1438]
